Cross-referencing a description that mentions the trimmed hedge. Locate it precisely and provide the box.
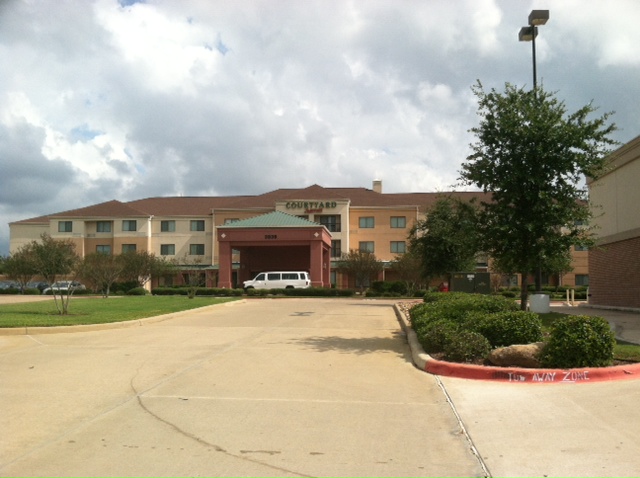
[410,292,617,368]
[443,330,491,364]
[152,287,243,297]
[540,315,615,368]
[245,287,354,297]
[464,310,543,348]
[151,287,352,297]
[125,287,148,296]
[410,292,520,363]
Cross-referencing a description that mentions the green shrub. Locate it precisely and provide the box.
[126,287,147,296]
[443,331,491,363]
[416,319,459,354]
[466,310,543,348]
[540,315,615,368]
[111,281,140,294]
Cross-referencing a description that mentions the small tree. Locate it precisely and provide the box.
[460,82,617,310]
[120,250,171,289]
[0,255,9,274]
[4,245,39,292]
[179,253,206,299]
[410,196,481,283]
[30,234,80,315]
[80,253,125,298]
[389,248,424,295]
[337,249,382,293]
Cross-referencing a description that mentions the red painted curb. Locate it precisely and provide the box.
[425,358,640,383]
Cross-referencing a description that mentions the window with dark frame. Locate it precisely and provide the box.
[96,245,111,254]
[390,216,406,228]
[359,241,374,253]
[161,220,176,232]
[121,244,136,253]
[190,220,205,231]
[331,240,342,258]
[359,217,374,228]
[190,244,205,255]
[96,221,112,233]
[160,244,175,255]
[575,274,589,286]
[122,220,137,232]
[58,221,72,233]
[390,241,406,254]
[317,215,341,232]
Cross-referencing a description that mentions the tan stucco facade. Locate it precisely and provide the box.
[588,135,640,307]
[8,182,589,290]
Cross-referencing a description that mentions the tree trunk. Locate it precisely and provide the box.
[520,273,529,311]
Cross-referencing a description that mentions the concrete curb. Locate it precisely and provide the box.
[0,299,246,336]
[393,302,640,384]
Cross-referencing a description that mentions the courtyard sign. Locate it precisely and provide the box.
[285,201,337,210]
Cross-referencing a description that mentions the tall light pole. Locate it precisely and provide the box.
[518,10,549,90]
[519,10,549,297]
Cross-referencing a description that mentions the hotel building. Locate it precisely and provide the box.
[9,181,587,290]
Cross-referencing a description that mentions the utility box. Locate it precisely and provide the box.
[450,272,491,294]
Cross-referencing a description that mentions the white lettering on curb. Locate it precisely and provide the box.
[562,370,590,382]
[532,372,556,382]
[492,370,592,382]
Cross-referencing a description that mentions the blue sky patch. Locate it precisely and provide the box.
[69,124,102,143]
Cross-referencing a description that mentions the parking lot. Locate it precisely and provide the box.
[2,297,640,477]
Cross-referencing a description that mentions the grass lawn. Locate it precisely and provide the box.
[0,295,240,328]
[539,311,640,363]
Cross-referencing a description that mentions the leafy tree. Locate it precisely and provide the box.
[79,252,125,298]
[30,234,80,314]
[389,247,424,295]
[337,249,383,292]
[119,250,171,289]
[410,196,481,282]
[179,253,206,299]
[460,82,617,310]
[4,245,39,292]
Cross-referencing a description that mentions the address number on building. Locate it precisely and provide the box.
[265,234,278,240]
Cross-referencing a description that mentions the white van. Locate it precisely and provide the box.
[243,271,311,290]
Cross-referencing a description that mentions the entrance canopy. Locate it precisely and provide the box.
[217,211,332,288]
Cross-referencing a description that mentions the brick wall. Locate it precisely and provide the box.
[589,236,640,308]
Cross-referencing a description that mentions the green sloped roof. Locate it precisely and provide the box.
[218,210,322,228]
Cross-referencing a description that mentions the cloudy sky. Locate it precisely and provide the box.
[2,0,639,255]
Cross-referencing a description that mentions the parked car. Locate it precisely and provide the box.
[243,271,311,290]
[42,281,86,295]
[26,281,50,292]
[0,280,20,290]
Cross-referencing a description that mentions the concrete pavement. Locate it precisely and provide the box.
[2,297,640,477]
[0,298,486,477]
